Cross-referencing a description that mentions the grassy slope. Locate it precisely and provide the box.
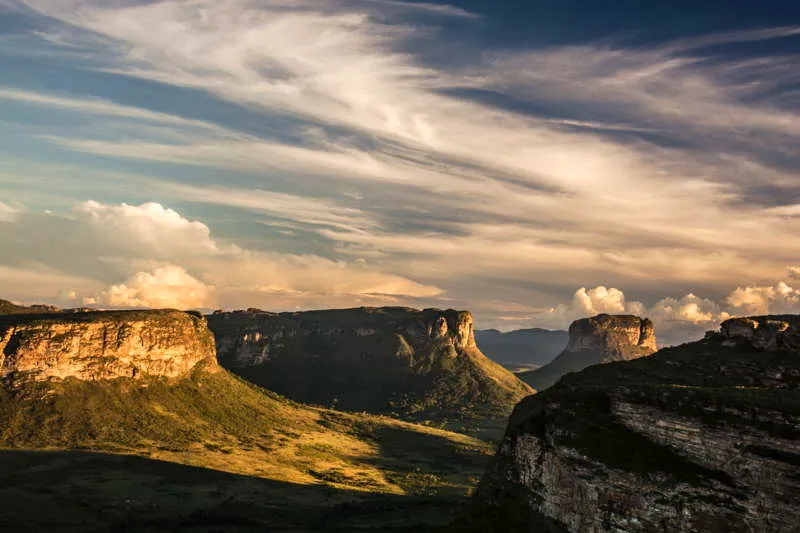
[0,362,500,532]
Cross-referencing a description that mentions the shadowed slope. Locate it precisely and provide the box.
[208,307,533,420]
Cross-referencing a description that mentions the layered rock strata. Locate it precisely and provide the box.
[0,310,216,382]
[463,315,800,533]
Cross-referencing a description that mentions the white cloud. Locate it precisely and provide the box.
[0,201,18,221]
[726,280,800,316]
[90,264,214,309]
[531,268,800,345]
[0,200,442,311]
[2,2,799,331]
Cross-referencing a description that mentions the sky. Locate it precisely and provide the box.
[0,0,798,344]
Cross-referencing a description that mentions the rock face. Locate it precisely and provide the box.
[0,310,216,382]
[719,315,800,351]
[475,328,568,371]
[461,315,800,533]
[207,307,533,419]
[520,315,657,391]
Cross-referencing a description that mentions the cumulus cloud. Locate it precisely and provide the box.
[1,1,799,330]
[0,200,442,310]
[0,201,18,221]
[726,280,800,315]
[89,265,214,309]
[532,268,800,345]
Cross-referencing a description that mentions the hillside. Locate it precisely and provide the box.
[519,314,657,391]
[475,328,567,372]
[0,309,498,532]
[0,298,60,315]
[461,315,800,532]
[208,307,533,420]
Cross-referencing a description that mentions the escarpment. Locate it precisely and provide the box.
[520,314,657,391]
[0,310,216,383]
[461,315,800,533]
[207,307,533,419]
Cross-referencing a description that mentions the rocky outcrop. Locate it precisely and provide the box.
[0,310,216,382]
[207,307,532,419]
[719,315,800,351]
[520,315,657,391]
[461,315,800,533]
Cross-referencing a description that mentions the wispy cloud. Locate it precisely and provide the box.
[1,1,798,335]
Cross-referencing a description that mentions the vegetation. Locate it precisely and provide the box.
[208,307,532,421]
[0,362,503,532]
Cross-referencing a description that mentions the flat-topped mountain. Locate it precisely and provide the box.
[0,307,497,531]
[461,315,800,532]
[475,328,567,371]
[519,314,657,390]
[0,310,215,383]
[207,307,533,419]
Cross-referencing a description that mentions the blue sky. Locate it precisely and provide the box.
[0,0,798,343]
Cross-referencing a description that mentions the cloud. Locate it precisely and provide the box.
[0,200,442,310]
[89,265,214,309]
[531,268,800,345]
[0,201,18,221]
[2,2,799,332]
[726,280,800,315]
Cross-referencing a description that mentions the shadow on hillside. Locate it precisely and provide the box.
[0,449,463,533]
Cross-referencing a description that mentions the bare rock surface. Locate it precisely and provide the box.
[520,314,657,391]
[461,315,800,533]
[207,307,532,419]
[0,310,216,382]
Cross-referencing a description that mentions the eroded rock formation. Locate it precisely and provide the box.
[461,315,800,533]
[0,310,216,382]
[719,315,800,351]
[520,314,657,391]
[208,307,532,418]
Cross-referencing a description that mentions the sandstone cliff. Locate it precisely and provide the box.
[520,314,657,391]
[461,315,800,533]
[0,310,216,382]
[207,307,533,419]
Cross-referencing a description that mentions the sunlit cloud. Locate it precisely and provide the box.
[0,1,797,340]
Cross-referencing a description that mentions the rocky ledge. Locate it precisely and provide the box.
[208,307,532,418]
[0,310,216,383]
[520,314,657,391]
[462,314,800,532]
[718,315,800,351]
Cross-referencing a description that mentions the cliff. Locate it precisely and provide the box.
[461,315,800,533]
[207,307,533,419]
[520,314,657,391]
[719,315,800,351]
[0,310,216,382]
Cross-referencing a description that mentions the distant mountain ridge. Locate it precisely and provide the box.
[208,306,533,420]
[0,298,60,315]
[475,327,567,371]
[519,314,657,391]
